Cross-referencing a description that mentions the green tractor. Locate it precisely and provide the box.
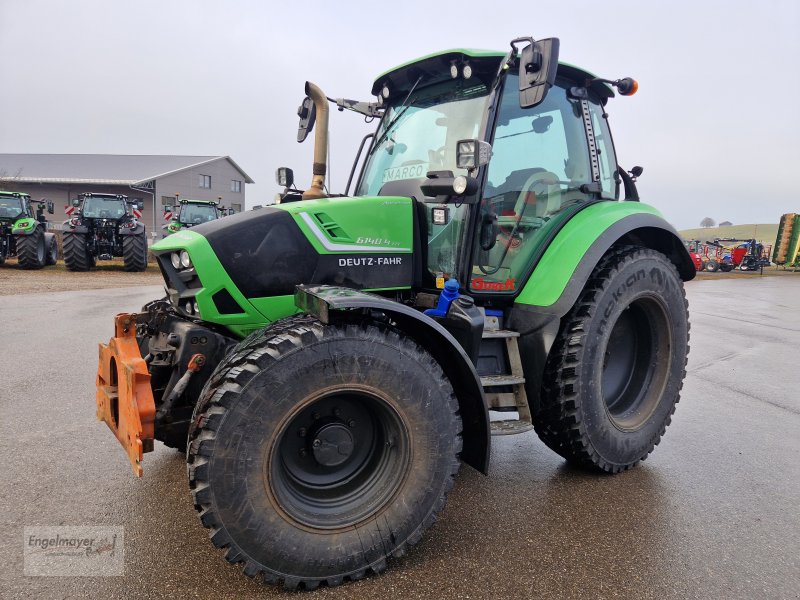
[162,196,231,237]
[96,36,694,589]
[0,191,58,269]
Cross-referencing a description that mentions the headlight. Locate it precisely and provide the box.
[180,250,192,268]
[170,252,181,269]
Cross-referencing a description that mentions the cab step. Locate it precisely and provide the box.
[489,419,535,436]
[479,326,533,436]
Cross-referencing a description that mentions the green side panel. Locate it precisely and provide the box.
[276,196,414,255]
[151,231,275,338]
[12,218,36,234]
[515,202,663,308]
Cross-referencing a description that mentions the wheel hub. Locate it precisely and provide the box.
[311,423,354,467]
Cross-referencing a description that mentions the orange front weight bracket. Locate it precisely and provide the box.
[96,313,155,477]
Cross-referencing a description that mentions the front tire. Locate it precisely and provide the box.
[16,226,46,269]
[187,316,462,589]
[535,246,689,473]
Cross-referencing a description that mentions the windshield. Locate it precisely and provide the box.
[356,78,491,196]
[83,197,127,219]
[179,203,218,224]
[0,196,25,219]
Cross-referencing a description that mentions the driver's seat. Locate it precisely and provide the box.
[512,171,562,219]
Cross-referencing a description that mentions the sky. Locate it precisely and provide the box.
[1,0,798,230]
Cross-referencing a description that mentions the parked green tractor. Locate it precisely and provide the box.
[0,191,57,269]
[162,197,231,237]
[96,36,694,589]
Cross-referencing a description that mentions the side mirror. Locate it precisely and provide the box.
[46,200,54,214]
[71,198,81,207]
[518,37,560,108]
[276,167,294,188]
[296,97,316,143]
[135,201,144,210]
[456,140,492,170]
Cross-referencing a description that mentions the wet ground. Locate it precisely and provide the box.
[1,278,798,599]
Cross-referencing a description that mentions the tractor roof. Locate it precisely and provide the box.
[78,192,128,200]
[372,48,613,100]
[179,199,219,205]
[0,190,31,199]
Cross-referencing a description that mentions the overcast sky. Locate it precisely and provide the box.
[1,0,798,229]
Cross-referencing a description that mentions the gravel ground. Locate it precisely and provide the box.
[0,260,162,295]
[1,257,798,296]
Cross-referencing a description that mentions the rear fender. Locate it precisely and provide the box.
[119,222,146,236]
[512,203,695,413]
[295,285,490,474]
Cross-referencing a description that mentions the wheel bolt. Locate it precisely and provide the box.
[299,448,308,457]
[348,419,356,428]
[333,408,341,417]
[297,427,307,438]
[312,439,321,448]
[313,412,321,421]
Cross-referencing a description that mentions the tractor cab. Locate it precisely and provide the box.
[0,192,30,221]
[355,48,628,296]
[163,198,227,236]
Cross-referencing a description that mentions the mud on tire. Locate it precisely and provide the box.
[187,315,463,590]
[535,246,689,473]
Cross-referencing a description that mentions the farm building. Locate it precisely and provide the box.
[0,154,254,233]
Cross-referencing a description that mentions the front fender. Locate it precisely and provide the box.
[12,218,37,235]
[295,284,490,474]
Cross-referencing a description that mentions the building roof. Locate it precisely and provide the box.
[0,154,255,185]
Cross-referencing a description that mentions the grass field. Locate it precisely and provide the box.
[678,223,779,244]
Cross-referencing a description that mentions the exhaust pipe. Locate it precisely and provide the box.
[302,81,329,200]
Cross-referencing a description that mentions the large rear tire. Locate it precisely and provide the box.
[16,227,46,269]
[122,231,147,272]
[44,233,58,265]
[535,246,689,473]
[187,316,462,590]
[63,232,93,271]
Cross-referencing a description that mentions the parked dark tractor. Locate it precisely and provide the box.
[95,36,695,589]
[0,191,57,268]
[63,193,148,271]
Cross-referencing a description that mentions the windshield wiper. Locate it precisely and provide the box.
[371,75,423,151]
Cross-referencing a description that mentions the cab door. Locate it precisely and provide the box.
[469,74,600,296]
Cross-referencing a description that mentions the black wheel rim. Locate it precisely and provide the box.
[601,296,672,431]
[268,387,410,530]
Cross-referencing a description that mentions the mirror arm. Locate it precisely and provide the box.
[345,133,375,196]
[617,165,640,202]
